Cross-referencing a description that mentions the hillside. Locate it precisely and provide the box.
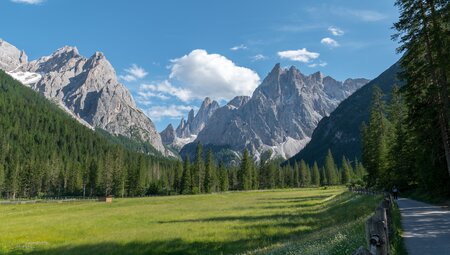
[287,62,401,166]
[0,70,176,199]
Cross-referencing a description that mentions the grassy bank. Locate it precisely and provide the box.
[0,187,380,255]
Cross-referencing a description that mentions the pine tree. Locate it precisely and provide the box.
[238,149,253,190]
[293,162,300,188]
[325,149,337,185]
[180,156,192,194]
[218,162,229,192]
[341,156,352,185]
[393,0,450,180]
[203,149,215,193]
[173,160,183,193]
[193,143,204,193]
[311,162,320,186]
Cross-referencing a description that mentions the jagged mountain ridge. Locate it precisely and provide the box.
[160,97,220,150]
[287,62,401,166]
[0,39,171,156]
[182,64,369,161]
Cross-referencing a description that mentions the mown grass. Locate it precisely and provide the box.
[0,187,380,255]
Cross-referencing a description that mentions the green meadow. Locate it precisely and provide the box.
[0,187,380,255]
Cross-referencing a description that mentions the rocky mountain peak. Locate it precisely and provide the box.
[227,96,250,109]
[191,64,370,161]
[310,71,324,83]
[0,39,28,71]
[160,123,176,145]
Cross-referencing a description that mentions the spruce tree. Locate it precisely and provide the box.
[341,156,352,185]
[193,143,204,193]
[218,162,229,192]
[311,162,320,186]
[325,149,337,185]
[180,156,192,194]
[203,149,214,193]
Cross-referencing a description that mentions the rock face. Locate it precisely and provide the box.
[287,62,400,166]
[161,97,220,150]
[0,39,27,71]
[0,39,170,156]
[186,64,369,160]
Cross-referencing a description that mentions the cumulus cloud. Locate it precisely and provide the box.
[145,105,196,120]
[328,26,344,36]
[277,48,320,63]
[119,64,148,82]
[321,37,340,48]
[251,54,267,62]
[140,80,192,102]
[230,44,247,51]
[169,49,260,101]
[11,0,44,4]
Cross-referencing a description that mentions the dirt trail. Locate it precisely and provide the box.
[397,198,450,255]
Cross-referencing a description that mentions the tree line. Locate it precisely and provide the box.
[362,0,449,196]
[173,144,367,195]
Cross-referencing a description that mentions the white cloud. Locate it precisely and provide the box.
[125,64,148,79]
[321,37,340,48]
[230,44,247,51]
[145,105,195,120]
[251,54,267,61]
[277,48,320,63]
[308,61,328,68]
[169,49,260,101]
[328,26,344,36]
[11,0,44,4]
[334,8,386,22]
[119,74,137,82]
[119,64,147,82]
[140,80,192,102]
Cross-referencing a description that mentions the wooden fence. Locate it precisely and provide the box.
[351,190,395,255]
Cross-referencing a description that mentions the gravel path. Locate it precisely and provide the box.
[397,198,450,255]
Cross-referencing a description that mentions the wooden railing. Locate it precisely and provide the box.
[351,191,395,255]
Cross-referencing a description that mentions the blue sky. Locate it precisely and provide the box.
[1,0,400,131]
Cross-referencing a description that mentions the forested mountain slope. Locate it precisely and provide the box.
[0,70,176,199]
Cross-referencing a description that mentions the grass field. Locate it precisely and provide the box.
[0,187,380,255]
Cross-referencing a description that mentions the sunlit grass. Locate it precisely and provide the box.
[0,187,380,255]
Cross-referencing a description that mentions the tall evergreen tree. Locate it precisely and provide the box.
[393,0,450,180]
[325,149,337,185]
[218,162,229,192]
[203,149,215,193]
[311,162,320,186]
[193,143,204,193]
[341,156,352,185]
[238,149,253,190]
[180,156,192,194]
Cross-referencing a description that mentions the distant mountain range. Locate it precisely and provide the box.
[0,39,173,157]
[181,64,369,161]
[1,38,377,163]
[287,62,400,166]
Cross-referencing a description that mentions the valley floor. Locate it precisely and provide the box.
[0,187,380,255]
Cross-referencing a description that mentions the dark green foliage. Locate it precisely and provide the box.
[218,162,229,192]
[392,0,450,195]
[180,156,192,194]
[203,149,215,193]
[311,162,320,186]
[238,149,253,190]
